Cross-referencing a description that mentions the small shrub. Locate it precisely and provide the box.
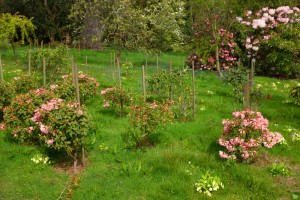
[125,100,174,148]
[101,86,132,116]
[147,69,187,99]
[13,74,39,94]
[51,74,99,104]
[290,86,300,106]
[218,110,283,162]
[270,163,290,176]
[222,67,247,102]
[121,61,133,75]
[195,171,224,197]
[29,45,70,81]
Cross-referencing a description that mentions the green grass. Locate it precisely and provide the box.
[0,46,300,199]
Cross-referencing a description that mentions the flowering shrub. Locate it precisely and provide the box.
[13,74,39,94]
[51,74,99,103]
[125,100,174,148]
[194,171,224,197]
[32,98,93,161]
[0,81,14,121]
[218,110,283,162]
[101,87,131,116]
[238,6,300,58]
[187,27,238,71]
[237,6,300,77]
[3,88,55,143]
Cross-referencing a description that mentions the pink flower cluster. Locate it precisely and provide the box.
[218,110,283,161]
[239,6,300,58]
[31,98,65,143]
[101,87,115,95]
[189,28,237,71]
[101,87,116,107]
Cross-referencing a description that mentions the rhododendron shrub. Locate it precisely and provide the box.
[188,18,238,72]
[237,6,300,77]
[125,100,174,148]
[101,87,131,116]
[3,88,55,143]
[218,110,283,162]
[32,98,93,160]
[51,74,99,103]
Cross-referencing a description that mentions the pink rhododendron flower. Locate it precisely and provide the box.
[47,139,54,145]
[0,123,6,131]
[40,124,49,134]
[103,101,110,107]
[78,74,86,79]
[50,84,58,90]
[62,75,68,79]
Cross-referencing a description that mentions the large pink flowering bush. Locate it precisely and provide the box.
[218,110,283,162]
[32,98,93,160]
[3,88,55,143]
[238,6,300,58]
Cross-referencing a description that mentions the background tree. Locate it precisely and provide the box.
[0,0,75,43]
[0,13,35,57]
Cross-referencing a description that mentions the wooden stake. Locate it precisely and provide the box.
[43,57,46,87]
[113,51,116,81]
[142,65,146,102]
[192,61,196,119]
[41,40,43,49]
[0,54,3,81]
[28,48,31,75]
[74,64,81,108]
[85,56,88,74]
[110,51,113,80]
[156,53,158,71]
[117,57,122,87]
[245,74,250,110]
[71,56,75,85]
[145,52,148,76]
[169,59,172,100]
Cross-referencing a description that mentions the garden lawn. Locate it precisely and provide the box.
[0,46,299,199]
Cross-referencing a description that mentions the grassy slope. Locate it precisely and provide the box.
[0,46,299,199]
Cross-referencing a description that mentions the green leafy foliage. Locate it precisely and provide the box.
[51,73,99,104]
[0,81,14,120]
[29,45,70,81]
[0,13,35,45]
[12,74,39,95]
[194,171,224,197]
[270,163,290,176]
[290,86,300,106]
[101,86,132,116]
[222,67,247,102]
[147,68,187,98]
[125,100,174,148]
